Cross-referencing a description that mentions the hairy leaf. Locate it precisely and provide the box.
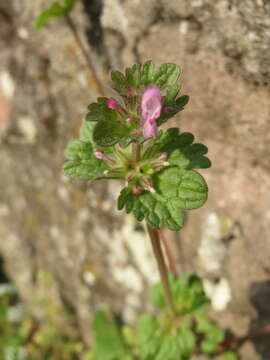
[150,128,211,170]
[93,120,130,147]
[140,60,155,86]
[63,139,108,180]
[153,63,181,88]
[157,95,189,125]
[118,167,207,230]
[111,71,127,93]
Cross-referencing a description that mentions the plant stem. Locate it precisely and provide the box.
[147,224,176,317]
[132,143,141,163]
[218,323,270,351]
[158,229,179,277]
[64,13,105,96]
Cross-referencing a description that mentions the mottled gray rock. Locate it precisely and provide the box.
[1,0,270,358]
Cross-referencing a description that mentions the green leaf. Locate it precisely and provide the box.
[157,167,208,210]
[93,120,130,147]
[86,98,112,122]
[93,311,127,360]
[151,128,211,170]
[140,60,155,86]
[125,64,142,89]
[118,167,207,230]
[137,315,160,359]
[118,187,184,231]
[157,95,189,125]
[35,0,76,28]
[155,335,182,360]
[86,97,133,147]
[177,329,196,356]
[111,71,127,93]
[197,318,225,354]
[165,83,181,103]
[221,351,239,360]
[150,274,210,316]
[80,121,95,142]
[153,63,180,88]
[149,282,166,309]
[63,139,108,180]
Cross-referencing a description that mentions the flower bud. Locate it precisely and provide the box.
[94,151,115,164]
[141,179,156,193]
[106,98,120,110]
[132,188,142,195]
[159,152,168,159]
[94,151,105,160]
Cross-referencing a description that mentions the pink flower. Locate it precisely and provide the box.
[106,99,120,110]
[142,118,157,138]
[94,151,105,160]
[132,188,142,195]
[141,86,162,138]
[94,151,115,164]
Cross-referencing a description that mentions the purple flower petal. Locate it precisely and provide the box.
[140,86,162,138]
[141,85,162,125]
[143,118,158,138]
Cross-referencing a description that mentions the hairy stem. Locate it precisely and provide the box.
[132,143,141,163]
[147,224,176,317]
[64,13,105,96]
[158,229,179,277]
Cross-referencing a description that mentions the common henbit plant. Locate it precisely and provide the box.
[92,275,239,360]
[63,60,239,359]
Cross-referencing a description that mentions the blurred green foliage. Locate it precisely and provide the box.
[35,0,76,28]
[0,274,239,359]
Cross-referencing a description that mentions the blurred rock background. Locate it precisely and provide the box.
[0,0,270,358]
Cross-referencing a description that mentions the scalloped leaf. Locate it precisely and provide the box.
[86,97,113,122]
[140,60,155,86]
[118,167,208,230]
[157,95,189,125]
[153,63,180,88]
[111,71,127,93]
[125,64,142,89]
[93,120,130,147]
[149,128,211,170]
[63,139,108,180]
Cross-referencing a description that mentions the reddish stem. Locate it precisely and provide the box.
[219,323,270,351]
[147,224,176,317]
[158,229,179,277]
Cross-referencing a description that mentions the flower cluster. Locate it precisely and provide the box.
[64,61,210,231]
